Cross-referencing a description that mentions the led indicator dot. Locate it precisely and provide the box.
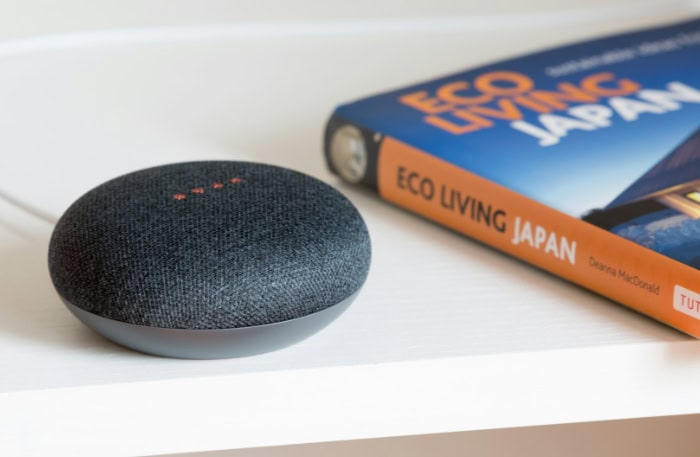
[230,178,242,184]
[192,187,205,194]
[173,193,187,201]
[212,182,224,189]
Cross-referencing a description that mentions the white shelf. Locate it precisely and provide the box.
[2,3,700,455]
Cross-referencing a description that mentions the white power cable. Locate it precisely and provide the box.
[0,188,58,225]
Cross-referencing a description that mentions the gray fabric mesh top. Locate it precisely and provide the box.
[48,161,371,330]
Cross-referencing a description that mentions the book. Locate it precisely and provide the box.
[322,17,700,337]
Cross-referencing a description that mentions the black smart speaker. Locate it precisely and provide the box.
[48,161,371,359]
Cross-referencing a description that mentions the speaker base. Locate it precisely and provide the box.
[63,292,358,359]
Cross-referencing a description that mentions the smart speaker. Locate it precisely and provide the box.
[48,161,371,359]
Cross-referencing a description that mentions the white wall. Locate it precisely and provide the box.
[0,0,694,41]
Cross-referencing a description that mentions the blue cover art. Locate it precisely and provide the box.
[336,18,700,215]
[333,17,700,268]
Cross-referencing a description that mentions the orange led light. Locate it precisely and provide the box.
[173,178,244,201]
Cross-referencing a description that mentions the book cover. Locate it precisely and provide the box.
[323,17,700,336]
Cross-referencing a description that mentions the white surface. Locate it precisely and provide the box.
[2,2,700,456]
[7,343,700,456]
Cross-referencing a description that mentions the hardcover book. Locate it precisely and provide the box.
[323,17,700,336]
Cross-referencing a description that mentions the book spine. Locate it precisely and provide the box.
[324,116,700,337]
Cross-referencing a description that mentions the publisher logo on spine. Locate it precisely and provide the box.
[673,285,700,319]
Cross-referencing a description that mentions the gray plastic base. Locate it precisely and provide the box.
[63,291,358,359]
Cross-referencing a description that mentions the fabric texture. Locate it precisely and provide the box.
[49,161,371,329]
